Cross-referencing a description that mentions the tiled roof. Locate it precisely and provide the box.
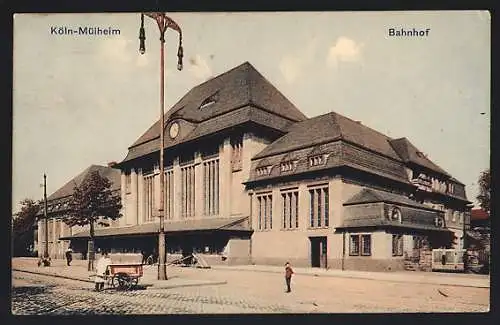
[389,137,450,176]
[124,62,306,158]
[122,106,296,163]
[344,188,439,211]
[47,165,121,201]
[248,141,410,184]
[253,112,401,160]
[60,216,250,239]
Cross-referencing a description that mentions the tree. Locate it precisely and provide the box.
[12,198,40,257]
[64,171,122,271]
[476,169,490,214]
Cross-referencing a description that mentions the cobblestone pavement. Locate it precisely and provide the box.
[12,271,305,314]
[12,267,489,314]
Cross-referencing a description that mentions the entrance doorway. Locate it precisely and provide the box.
[310,236,327,268]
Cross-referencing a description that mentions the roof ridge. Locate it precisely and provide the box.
[332,111,394,141]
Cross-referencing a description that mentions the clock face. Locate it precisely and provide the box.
[169,122,179,139]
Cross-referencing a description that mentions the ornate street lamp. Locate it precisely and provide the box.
[138,12,183,281]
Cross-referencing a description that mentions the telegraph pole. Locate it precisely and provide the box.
[43,174,49,259]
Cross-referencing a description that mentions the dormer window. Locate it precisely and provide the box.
[199,91,219,109]
[256,166,271,176]
[309,154,327,167]
[280,161,296,173]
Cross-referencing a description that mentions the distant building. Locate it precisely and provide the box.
[48,62,470,271]
[35,164,120,260]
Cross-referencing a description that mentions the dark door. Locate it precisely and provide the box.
[310,237,327,268]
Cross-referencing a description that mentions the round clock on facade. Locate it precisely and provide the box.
[169,122,179,139]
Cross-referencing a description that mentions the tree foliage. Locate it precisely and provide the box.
[476,169,490,213]
[64,171,122,227]
[64,170,122,271]
[12,198,40,256]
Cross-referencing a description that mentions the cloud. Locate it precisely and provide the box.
[99,37,134,65]
[188,54,212,81]
[279,39,317,84]
[279,56,301,84]
[326,37,363,68]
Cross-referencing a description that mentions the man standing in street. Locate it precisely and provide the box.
[65,248,73,266]
[284,262,294,293]
[94,251,112,292]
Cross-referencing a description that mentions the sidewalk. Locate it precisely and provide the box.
[210,264,490,288]
[12,258,226,289]
[12,258,489,289]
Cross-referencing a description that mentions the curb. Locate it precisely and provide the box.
[209,267,490,289]
[13,268,228,290]
[13,268,93,283]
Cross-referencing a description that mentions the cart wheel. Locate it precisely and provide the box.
[113,273,131,290]
[111,275,120,288]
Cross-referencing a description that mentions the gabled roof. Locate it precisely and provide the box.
[389,137,450,176]
[129,62,306,149]
[253,112,401,160]
[47,165,121,201]
[344,188,439,211]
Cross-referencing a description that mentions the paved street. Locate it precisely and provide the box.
[12,262,489,314]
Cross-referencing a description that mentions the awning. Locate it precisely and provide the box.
[60,216,250,240]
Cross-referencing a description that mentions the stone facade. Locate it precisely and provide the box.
[37,62,470,272]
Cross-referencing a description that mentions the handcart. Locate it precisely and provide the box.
[102,263,144,290]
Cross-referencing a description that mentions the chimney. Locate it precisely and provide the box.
[355,121,362,124]
[107,161,117,167]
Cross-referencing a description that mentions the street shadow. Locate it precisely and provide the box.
[12,285,49,296]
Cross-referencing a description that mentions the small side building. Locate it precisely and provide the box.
[35,164,121,260]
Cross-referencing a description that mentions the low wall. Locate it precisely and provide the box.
[328,258,406,272]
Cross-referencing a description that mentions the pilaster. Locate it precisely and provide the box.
[220,138,232,218]
[173,157,181,221]
[194,152,203,219]
[130,168,138,225]
[120,171,127,227]
[137,169,145,224]
[271,187,280,231]
[298,183,309,230]
[330,178,343,227]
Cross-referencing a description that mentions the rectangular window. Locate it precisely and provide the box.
[164,170,174,219]
[309,185,329,228]
[392,234,404,256]
[203,159,219,216]
[350,234,372,256]
[181,165,195,218]
[257,193,273,230]
[349,235,360,256]
[231,135,243,172]
[144,174,156,222]
[361,235,371,256]
[324,188,329,227]
[281,189,299,229]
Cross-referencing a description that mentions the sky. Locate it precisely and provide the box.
[12,11,490,213]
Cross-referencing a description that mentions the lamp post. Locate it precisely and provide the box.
[139,12,183,281]
[43,174,49,260]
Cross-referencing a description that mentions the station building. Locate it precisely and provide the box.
[40,62,471,271]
